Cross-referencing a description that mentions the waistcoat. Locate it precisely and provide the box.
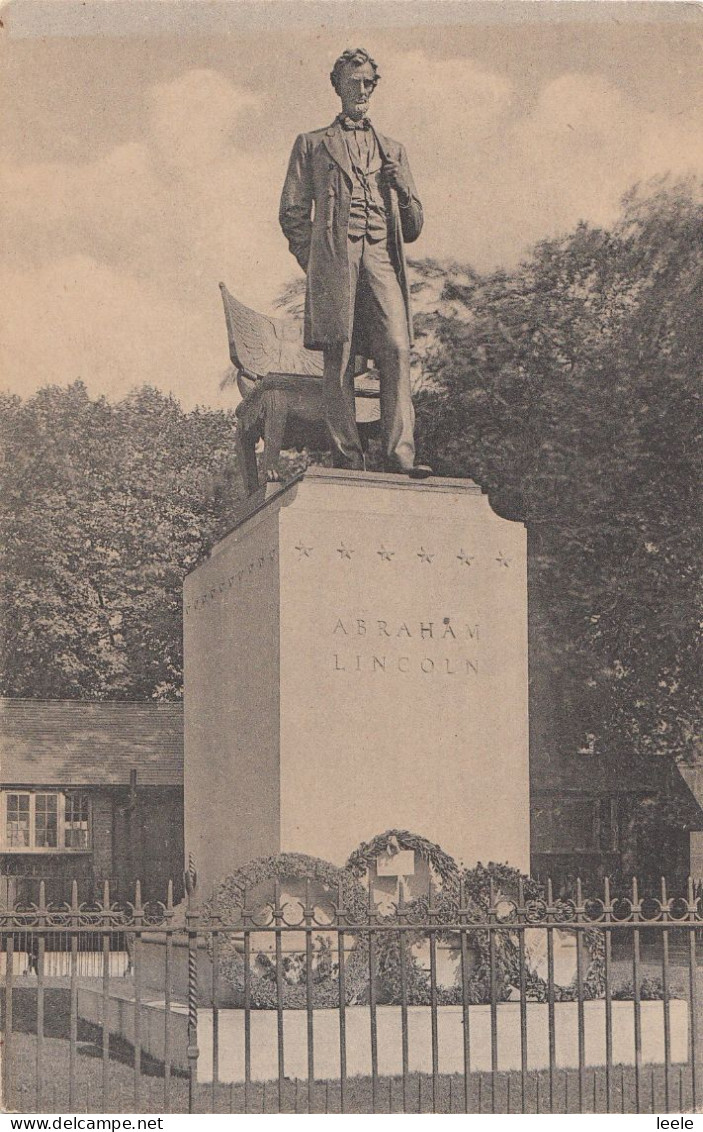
[343,126,388,242]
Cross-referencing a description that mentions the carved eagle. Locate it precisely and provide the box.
[219,283,381,416]
[219,283,323,380]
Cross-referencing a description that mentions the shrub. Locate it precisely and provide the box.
[612,976,683,1001]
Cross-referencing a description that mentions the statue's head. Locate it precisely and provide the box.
[330,48,380,121]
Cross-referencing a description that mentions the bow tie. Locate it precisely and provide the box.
[340,116,371,131]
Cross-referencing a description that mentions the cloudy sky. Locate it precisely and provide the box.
[1,1,702,408]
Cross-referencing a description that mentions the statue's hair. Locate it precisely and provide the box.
[330,48,381,93]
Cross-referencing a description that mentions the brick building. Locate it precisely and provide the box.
[0,699,184,907]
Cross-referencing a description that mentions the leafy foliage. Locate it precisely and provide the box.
[344,837,606,1005]
[374,931,432,1006]
[457,861,544,906]
[211,931,370,1010]
[612,976,683,1001]
[411,178,703,771]
[0,383,242,700]
[205,853,370,1008]
[443,863,604,1004]
[346,828,460,889]
[206,851,369,921]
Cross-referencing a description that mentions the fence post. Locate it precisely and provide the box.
[36,880,47,1113]
[3,932,14,1110]
[132,879,144,1112]
[687,876,699,1112]
[68,879,79,1112]
[184,856,200,1114]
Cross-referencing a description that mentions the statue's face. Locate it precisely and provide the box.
[337,61,377,120]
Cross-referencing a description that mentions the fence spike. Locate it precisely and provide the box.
[547,876,553,905]
[71,878,79,910]
[576,876,582,906]
[39,879,46,911]
[604,875,610,905]
[518,875,524,907]
[661,876,667,904]
[103,878,110,909]
[134,879,142,911]
[687,875,694,906]
[632,876,639,905]
[167,878,173,910]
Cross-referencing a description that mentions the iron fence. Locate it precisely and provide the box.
[2,869,703,1114]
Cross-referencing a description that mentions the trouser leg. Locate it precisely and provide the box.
[323,238,364,468]
[360,238,416,470]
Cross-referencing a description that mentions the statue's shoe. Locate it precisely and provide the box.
[384,461,433,479]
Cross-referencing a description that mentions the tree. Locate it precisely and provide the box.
[412,178,702,769]
[0,383,242,700]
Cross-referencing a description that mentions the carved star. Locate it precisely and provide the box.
[295,542,313,558]
[417,547,434,564]
[337,543,353,559]
[496,551,511,568]
[377,545,394,562]
[457,549,475,566]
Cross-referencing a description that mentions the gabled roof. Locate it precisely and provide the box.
[0,699,183,787]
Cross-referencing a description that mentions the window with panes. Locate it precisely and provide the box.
[2,791,91,851]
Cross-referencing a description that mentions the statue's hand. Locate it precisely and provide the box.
[381,158,410,202]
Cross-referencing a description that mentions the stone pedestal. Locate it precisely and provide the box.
[184,469,529,899]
